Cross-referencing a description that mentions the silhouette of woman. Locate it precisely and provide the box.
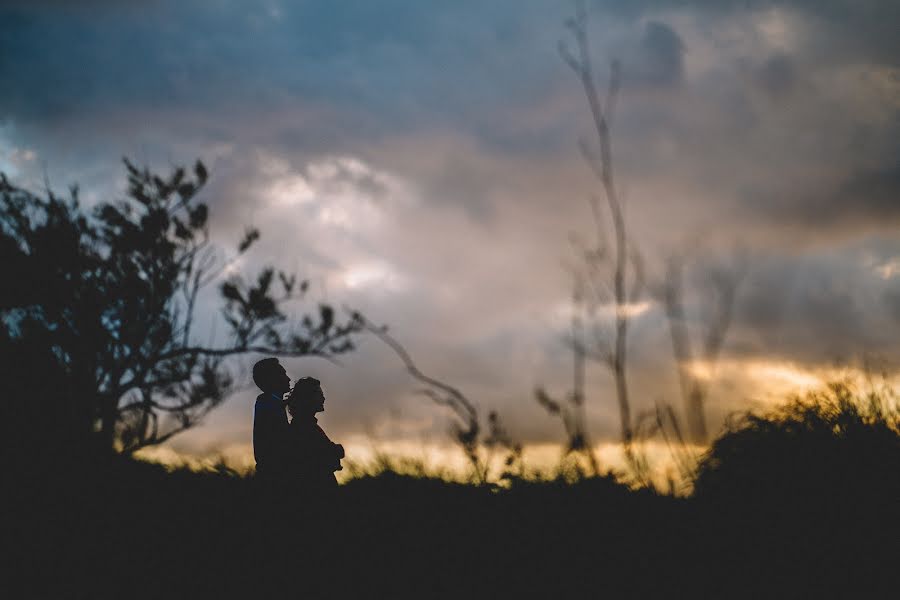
[285,377,344,492]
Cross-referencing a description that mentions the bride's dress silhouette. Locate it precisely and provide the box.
[286,377,344,490]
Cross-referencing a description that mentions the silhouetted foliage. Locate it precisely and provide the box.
[0,160,362,459]
[689,382,900,597]
[695,381,900,503]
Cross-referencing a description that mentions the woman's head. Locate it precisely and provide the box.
[287,377,325,417]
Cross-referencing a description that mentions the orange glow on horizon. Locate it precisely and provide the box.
[136,437,705,492]
[135,369,895,492]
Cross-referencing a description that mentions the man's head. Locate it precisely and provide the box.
[286,377,325,417]
[252,358,291,395]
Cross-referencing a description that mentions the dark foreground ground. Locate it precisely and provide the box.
[5,456,896,600]
[6,394,900,599]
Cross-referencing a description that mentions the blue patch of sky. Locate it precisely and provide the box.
[0,2,574,139]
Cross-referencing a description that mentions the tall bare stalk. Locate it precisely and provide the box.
[663,250,746,443]
[536,276,600,476]
[559,1,644,449]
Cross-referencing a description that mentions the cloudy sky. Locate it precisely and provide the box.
[3,0,899,470]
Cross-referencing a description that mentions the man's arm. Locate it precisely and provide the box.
[313,424,344,471]
[253,399,289,472]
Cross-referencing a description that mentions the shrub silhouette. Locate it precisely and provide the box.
[684,383,900,598]
[694,382,900,507]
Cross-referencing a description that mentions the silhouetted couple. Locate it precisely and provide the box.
[251,358,344,495]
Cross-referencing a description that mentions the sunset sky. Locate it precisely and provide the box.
[3,0,899,472]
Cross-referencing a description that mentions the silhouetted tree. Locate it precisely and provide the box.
[0,160,361,457]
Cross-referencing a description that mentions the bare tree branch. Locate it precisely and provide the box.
[355,313,515,483]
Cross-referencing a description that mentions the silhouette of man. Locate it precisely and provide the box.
[251,358,292,481]
[285,377,344,491]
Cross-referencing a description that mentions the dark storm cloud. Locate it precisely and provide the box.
[731,246,900,365]
[883,286,900,325]
[740,163,900,231]
[0,0,564,132]
[632,21,685,87]
[753,53,797,98]
[838,166,900,222]
[616,0,900,62]
[772,0,900,65]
